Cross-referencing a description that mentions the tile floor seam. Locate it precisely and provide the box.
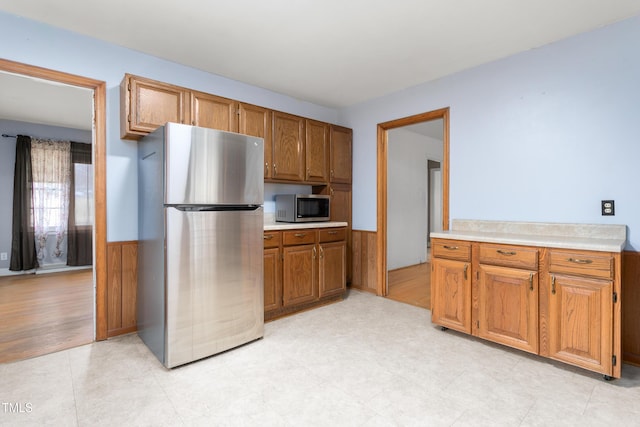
[67,350,81,427]
[581,381,597,416]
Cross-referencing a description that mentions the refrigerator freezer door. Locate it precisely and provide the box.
[164,123,264,206]
[165,206,264,368]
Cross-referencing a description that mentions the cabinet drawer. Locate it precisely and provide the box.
[263,231,281,248]
[549,250,613,280]
[479,244,538,270]
[432,239,471,262]
[319,227,346,243]
[283,229,317,246]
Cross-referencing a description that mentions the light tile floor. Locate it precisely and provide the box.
[1,289,639,426]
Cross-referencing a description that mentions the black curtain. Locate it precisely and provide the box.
[9,135,37,271]
[67,142,93,266]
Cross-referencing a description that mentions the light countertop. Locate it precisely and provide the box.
[430,219,626,252]
[264,220,348,231]
[263,212,347,231]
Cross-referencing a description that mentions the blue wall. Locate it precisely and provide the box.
[3,10,639,249]
[0,11,339,242]
[341,15,640,250]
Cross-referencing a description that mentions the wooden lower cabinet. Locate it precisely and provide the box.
[548,274,613,375]
[477,264,538,354]
[264,227,346,320]
[430,238,622,379]
[431,257,471,334]
[263,247,282,312]
[319,240,346,298]
[283,244,318,306]
[545,248,619,378]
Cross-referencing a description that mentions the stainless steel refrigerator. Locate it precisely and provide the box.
[137,123,264,368]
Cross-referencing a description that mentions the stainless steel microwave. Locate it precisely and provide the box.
[275,194,330,222]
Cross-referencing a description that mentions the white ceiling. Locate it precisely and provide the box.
[1,0,640,110]
[0,72,93,131]
[403,120,444,141]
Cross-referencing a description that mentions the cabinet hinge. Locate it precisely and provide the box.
[127,113,131,123]
[127,83,131,91]
[613,355,617,366]
[613,292,618,303]
[236,108,241,116]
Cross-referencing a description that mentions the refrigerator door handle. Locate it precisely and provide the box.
[172,205,261,212]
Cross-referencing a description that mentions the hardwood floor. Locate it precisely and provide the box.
[0,269,94,363]
[386,262,430,309]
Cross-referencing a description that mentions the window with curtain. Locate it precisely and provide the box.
[30,139,71,266]
[10,137,93,271]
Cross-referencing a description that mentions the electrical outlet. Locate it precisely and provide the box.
[0,252,7,261]
[601,200,615,216]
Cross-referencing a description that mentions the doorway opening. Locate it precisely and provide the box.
[0,59,107,362]
[376,108,450,303]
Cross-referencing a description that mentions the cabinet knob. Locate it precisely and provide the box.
[496,249,516,256]
[551,276,556,295]
[529,272,534,291]
[443,245,459,250]
[294,233,306,238]
[265,163,269,175]
[264,235,274,240]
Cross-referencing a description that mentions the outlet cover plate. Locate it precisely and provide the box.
[602,200,615,216]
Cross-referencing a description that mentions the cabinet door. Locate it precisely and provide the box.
[264,247,282,313]
[123,76,188,138]
[191,91,238,132]
[431,258,471,334]
[272,111,305,181]
[329,184,352,283]
[305,119,329,182]
[330,125,352,184]
[282,244,317,306]
[319,241,346,298]
[548,274,613,375]
[239,103,272,178]
[478,264,538,354]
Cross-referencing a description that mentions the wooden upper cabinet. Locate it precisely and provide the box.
[239,103,272,178]
[272,111,305,181]
[191,91,238,132]
[330,125,352,184]
[305,119,329,183]
[121,74,189,139]
[119,75,354,184]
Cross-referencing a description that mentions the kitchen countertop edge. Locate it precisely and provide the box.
[264,221,348,231]
[430,229,625,253]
